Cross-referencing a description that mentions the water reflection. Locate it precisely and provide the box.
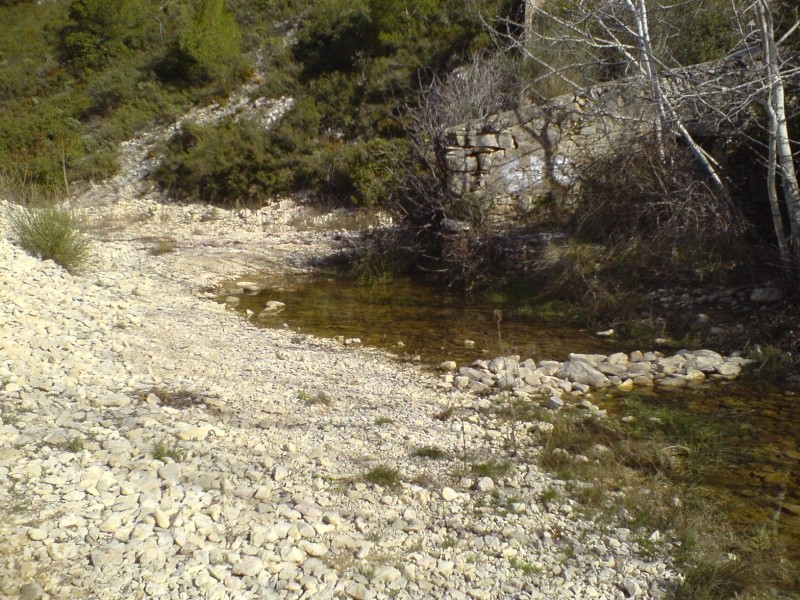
[233,276,620,365]
[599,383,800,559]
[231,275,799,558]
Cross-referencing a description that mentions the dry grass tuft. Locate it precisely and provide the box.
[8,203,92,272]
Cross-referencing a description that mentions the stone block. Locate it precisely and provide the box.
[477,151,505,172]
[445,129,469,146]
[445,149,469,172]
[447,173,469,196]
[497,131,515,148]
[475,133,499,147]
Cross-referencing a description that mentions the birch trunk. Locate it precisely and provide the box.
[621,0,730,198]
[625,0,666,156]
[757,0,800,282]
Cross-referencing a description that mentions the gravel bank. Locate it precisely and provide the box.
[0,194,682,599]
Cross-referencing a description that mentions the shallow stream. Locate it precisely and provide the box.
[232,275,624,365]
[231,275,800,558]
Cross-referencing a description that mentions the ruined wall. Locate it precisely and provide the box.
[444,82,656,224]
[443,47,763,225]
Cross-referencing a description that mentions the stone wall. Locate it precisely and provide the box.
[443,47,763,225]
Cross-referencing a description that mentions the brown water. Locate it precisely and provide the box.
[233,275,623,365]
[231,275,800,557]
[599,384,800,557]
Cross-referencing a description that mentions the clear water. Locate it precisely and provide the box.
[231,274,800,557]
[232,275,623,365]
[599,384,800,557]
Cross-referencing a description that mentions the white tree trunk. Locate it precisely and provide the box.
[757,0,800,281]
[621,0,730,198]
[625,0,666,156]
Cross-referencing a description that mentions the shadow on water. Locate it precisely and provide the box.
[230,274,800,560]
[233,275,622,365]
[601,383,800,559]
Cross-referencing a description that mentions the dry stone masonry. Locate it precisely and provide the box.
[444,83,655,225]
[443,46,765,226]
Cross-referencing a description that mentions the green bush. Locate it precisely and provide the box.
[156,119,274,205]
[58,0,159,73]
[347,138,406,206]
[172,0,249,84]
[8,204,92,272]
[84,67,139,118]
[0,103,88,191]
[156,107,405,207]
[293,0,378,77]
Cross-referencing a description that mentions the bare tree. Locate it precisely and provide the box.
[472,0,800,283]
[756,0,800,278]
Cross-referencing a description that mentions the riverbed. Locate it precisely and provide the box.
[234,274,800,561]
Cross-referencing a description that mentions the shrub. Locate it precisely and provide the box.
[573,137,743,246]
[58,0,159,73]
[364,465,401,487]
[152,439,184,462]
[564,136,753,290]
[156,118,273,205]
[348,138,406,206]
[8,204,92,272]
[0,103,87,192]
[84,67,138,118]
[293,0,378,77]
[743,344,795,381]
[347,226,423,284]
[172,0,248,84]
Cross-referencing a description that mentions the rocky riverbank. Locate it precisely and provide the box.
[0,192,688,599]
[442,349,749,410]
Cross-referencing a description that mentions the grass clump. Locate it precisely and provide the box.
[411,446,448,460]
[434,407,454,422]
[138,387,208,410]
[471,459,512,479]
[375,416,393,425]
[364,465,401,488]
[743,344,794,382]
[61,437,84,453]
[150,238,177,256]
[8,204,91,272]
[509,557,542,576]
[152,439,185,462]
[297,389,332,406]
[539,487,559,503]
[301,390,332,406]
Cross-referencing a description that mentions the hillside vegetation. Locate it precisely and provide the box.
[0,0,503,202]
[1,0,798,306]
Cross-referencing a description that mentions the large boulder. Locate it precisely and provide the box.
[557,359,610,388]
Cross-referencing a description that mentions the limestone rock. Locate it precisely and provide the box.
[232,557,263,577]
[557,360,610,388]
[19,582,43,600]
[750,287,784,303]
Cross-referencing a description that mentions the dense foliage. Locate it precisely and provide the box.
[155,0,511,206]
[0,0,247,198]
[1,0,796,296]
